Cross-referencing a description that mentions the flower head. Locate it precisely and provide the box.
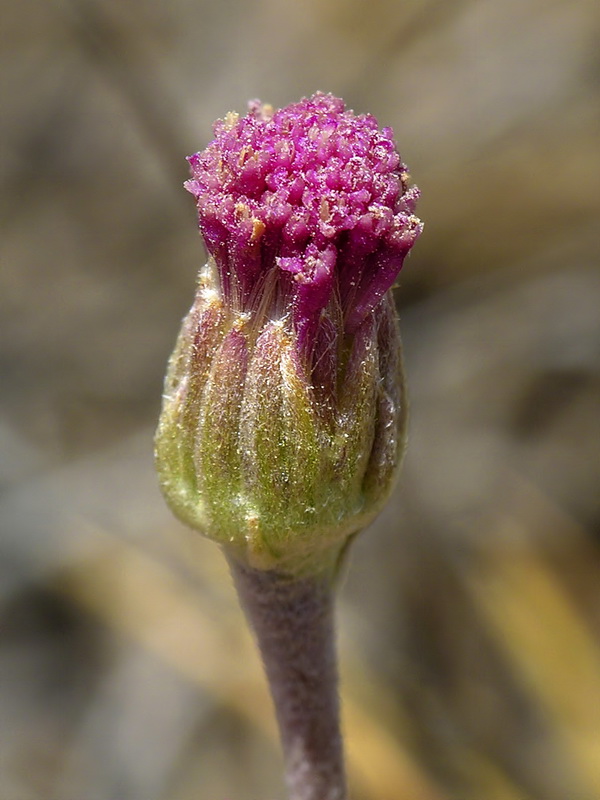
[185,92,420,346]
[156,93,422,576]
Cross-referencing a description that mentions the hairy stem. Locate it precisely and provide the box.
[227,556,346,800]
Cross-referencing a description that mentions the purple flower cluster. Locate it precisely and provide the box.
[185,92,421,349]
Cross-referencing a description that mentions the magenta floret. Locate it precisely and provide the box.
[185,92,421,342]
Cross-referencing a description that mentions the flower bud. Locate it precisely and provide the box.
[155,93,422,575]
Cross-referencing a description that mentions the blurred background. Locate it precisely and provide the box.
[1,0,599,798]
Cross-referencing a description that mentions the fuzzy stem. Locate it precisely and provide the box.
[227,555,347,800]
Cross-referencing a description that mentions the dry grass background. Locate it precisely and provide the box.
[1,0,600,798]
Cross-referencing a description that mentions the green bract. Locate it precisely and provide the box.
[155,265,407,576]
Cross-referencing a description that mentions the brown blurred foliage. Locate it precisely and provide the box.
[1,1,599,798]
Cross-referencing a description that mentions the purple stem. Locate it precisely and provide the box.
[227,556,347,800]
